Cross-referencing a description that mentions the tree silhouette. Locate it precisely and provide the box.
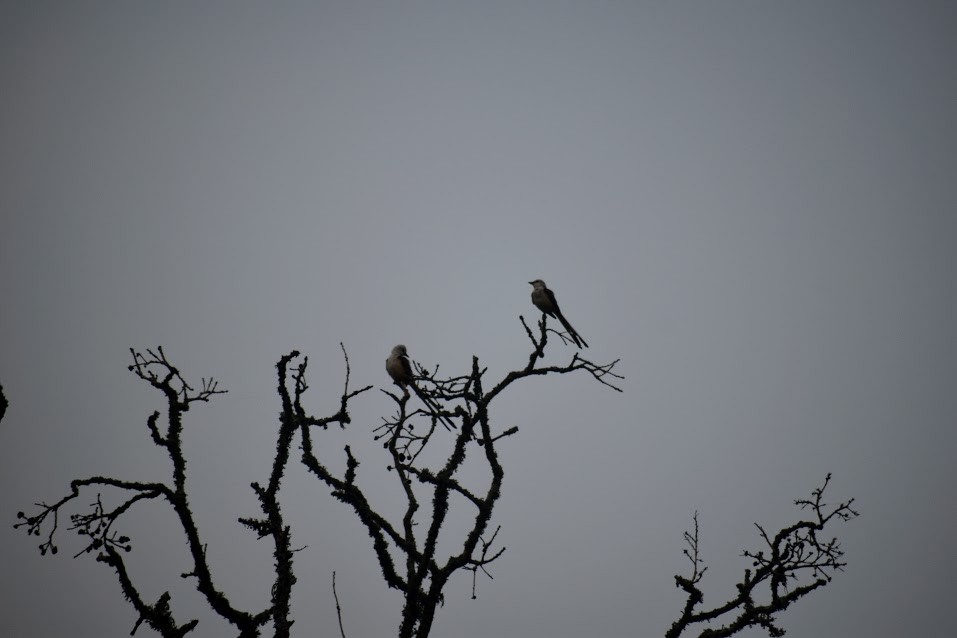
[0,382,7,424]
[13,315,855,637]
[667,474,858,638]
[286,315,620,637]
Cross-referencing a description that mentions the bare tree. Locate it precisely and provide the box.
[667,474,858,638]
[15,346,329,637]
[276,315,621,638]
[13,316,620,637]
[13,315,856,638]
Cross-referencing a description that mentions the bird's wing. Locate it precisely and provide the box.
[544,287,561,314]
[399,354,414,380]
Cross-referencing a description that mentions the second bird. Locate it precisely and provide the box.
[529,279,589,348]
[386,344,456,431]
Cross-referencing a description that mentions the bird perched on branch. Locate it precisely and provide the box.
[529,279,589,348]
[386,344,456,430]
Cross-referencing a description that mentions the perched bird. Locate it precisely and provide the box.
[385,344,415,388]
[529,279,589,348]
[386,344,455,430]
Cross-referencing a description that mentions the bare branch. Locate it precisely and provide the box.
[0,382,8,424]
[17,348,270,638]
[127,347,227,412]
[98,547,199,638]
[18,324,626,638]
[15,476,170,557]
[287,317,622,638]
[467,525,506,600]
[333,571,347,638]
[666,475,858,638]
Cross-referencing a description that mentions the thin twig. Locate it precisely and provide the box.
[333,571,347,638]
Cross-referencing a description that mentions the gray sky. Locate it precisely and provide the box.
[2,2,955,637]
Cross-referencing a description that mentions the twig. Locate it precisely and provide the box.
[333,571,347,638]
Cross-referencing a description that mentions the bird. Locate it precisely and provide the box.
[529,279,589,348]
[386,345,456,430]
[385,344,415,388]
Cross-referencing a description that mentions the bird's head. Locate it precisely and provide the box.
[529,279,546,289]
[391,344,408,357]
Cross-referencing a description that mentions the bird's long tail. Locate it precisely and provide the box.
[411,383,457,431]
[556,312,588,348]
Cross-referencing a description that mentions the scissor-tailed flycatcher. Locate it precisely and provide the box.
[529,279,589,348]
[386,344,456,431]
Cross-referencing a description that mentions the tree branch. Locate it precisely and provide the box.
[288,318,623,637]
[17,348,269,637]
[666,474,858,638]
[0,382,8,425]
[17,329,624,638]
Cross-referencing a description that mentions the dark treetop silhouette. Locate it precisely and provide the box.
[14,312,855,638]
[15,313,623,637]
[666,474,858,638]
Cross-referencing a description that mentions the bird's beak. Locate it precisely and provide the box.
[528,281,534,285]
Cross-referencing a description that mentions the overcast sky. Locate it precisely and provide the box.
[2,2,956,637]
